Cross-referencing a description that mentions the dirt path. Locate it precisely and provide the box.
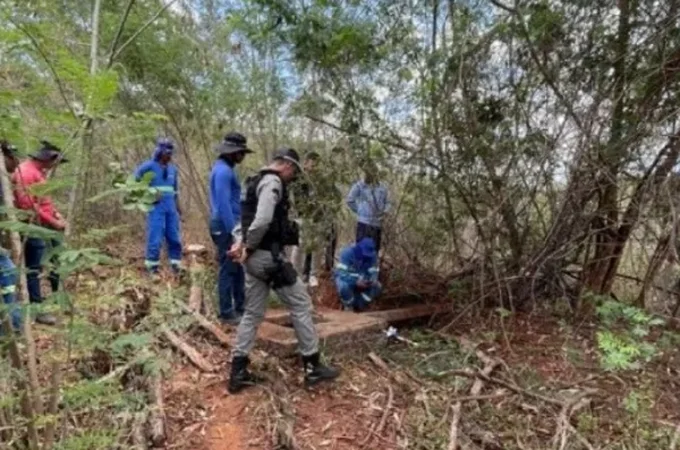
[202,386,250,450]
[165,365,259,450]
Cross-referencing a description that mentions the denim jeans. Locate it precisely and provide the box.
[210,221,245,319]
[24,237,60,304]
[0,252,21,332]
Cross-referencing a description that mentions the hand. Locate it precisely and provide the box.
[53,219,67,231]
[228,242,247,264]
[356,280,371,291]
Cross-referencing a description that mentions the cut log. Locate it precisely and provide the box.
[147,369,165,447]
[160,325,216,372]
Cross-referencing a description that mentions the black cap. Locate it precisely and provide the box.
[30,140,69,164]
[272,147,302,170]
[215,131,252,156]
[0,140,19,158]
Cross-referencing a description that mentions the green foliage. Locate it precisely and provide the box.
[595,300,665,371]
[87,164,172,212]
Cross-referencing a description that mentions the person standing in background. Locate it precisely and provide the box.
[13,140,68,326]
[346,164,390,254]
[209,132,252,326]
[134,138,183,275]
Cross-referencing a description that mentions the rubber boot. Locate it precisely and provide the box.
[228,356,262,394]
[302,353,340,387]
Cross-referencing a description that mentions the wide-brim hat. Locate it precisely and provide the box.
[216,131,252,156]
[214,141,253,155]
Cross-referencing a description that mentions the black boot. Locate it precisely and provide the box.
[228,356,262,394]
[302,353,340,387]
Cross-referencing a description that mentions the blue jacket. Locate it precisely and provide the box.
[346,181,390,227]
[209,159,241,233]
[334,244,379,289]
[134,147,178,212]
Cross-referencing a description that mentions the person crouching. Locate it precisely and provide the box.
[333,237,381,312]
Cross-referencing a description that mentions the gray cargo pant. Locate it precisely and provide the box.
[232,249,319,357]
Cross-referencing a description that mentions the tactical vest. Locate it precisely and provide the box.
[241,169,298,250]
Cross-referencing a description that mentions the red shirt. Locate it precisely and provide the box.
[12,159,61,229]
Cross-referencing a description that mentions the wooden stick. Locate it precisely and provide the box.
[451,392,509,403]
[444,369,564,406]
[670,422,680,450]
[147,369,165,447]
[131,410,149,450]
[160,325,216,372]
[376,384,394,435]
[188,284,202,312]
[97,351,152,384]
[176,302,231,348]
[447,402,462,450]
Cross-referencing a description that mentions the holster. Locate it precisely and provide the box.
[264,242,298,289]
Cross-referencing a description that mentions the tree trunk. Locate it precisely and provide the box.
[582,0,632,294]
[0,142,41,448]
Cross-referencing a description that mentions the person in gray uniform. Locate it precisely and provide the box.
[227,148,340,393]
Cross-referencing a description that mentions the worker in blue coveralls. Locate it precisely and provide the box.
[209,132,252,325]
[0,140,21,335]
[333,237,382,312]
[134,138,183,274]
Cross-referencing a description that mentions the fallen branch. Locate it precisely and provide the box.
[147,369,165,447]
[553,391,594,450]
[188,284,202,312]
[176,301,231,348]
[444,369,564,407]
[131,410,149,450]
[160,325,216,372]
[376,385,394,436]
[568,425,595,450]
[447,402,462,450]
[368,352,391,373]
[671,422,680,450]
[451,392,509,403]
[360,385,394,448]
[97,351,153,384]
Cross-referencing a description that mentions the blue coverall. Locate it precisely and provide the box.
[134,146,182,273]
[333,240,382,311]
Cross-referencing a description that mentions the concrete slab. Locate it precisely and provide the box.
[256,308,386,356]
[365,303,450,323]
[256,303,449,356]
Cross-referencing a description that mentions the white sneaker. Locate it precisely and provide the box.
[309,276,319,288]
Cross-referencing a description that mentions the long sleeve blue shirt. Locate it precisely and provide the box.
[209,159,241,233]
[346,181,391,228]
